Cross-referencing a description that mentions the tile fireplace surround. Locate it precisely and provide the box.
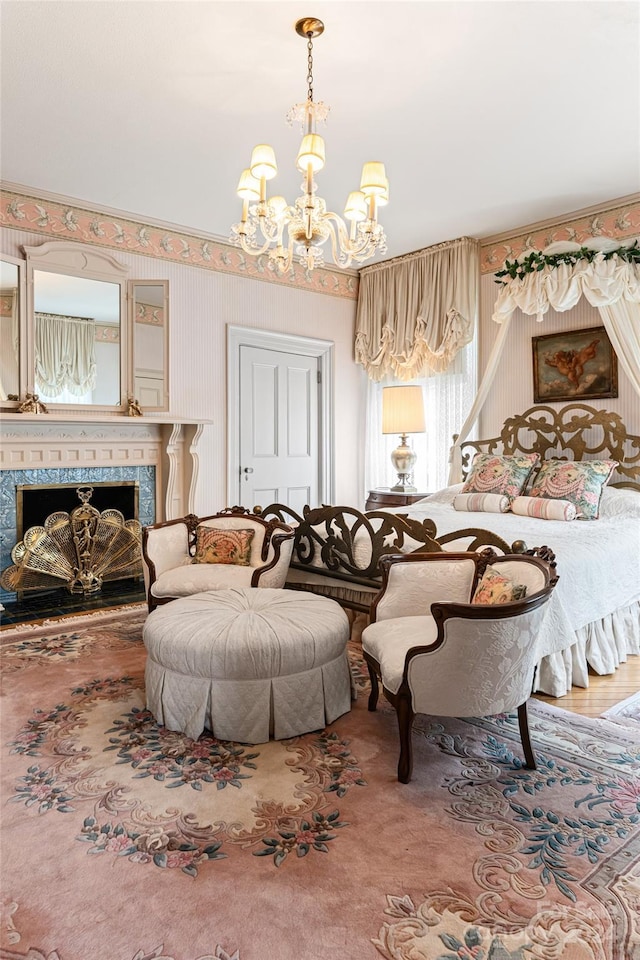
[0,413,209,602]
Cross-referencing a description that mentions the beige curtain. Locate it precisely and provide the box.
[35,312,97,398]
[355,236,480,381]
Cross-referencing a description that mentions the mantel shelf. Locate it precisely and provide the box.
[0,412,213,426]
[0,416,212,523]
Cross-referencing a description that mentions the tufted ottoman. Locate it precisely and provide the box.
[143,587,353,743]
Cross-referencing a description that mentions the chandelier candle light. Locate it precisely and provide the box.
[382,385,426,492]
[230,17,389,273]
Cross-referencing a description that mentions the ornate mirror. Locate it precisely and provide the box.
[23,242,129,411]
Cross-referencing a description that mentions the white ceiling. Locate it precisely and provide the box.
[1,1,639,261]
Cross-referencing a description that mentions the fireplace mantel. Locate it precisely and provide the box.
[0,413,212,522]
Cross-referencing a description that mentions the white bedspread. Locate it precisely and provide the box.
[381,485,640,695]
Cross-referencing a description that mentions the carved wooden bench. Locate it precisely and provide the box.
[254,503,518,614]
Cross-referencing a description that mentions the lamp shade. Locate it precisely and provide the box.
[268,195,288,220]
[250,144,278,180]
[382,385,425,435]
[296,134,326,172]
[236,169,261,201]
[344,191,368,222]
[360,161,387,198]
[376,177,390,207]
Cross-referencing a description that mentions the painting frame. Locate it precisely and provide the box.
[531,324,618,403]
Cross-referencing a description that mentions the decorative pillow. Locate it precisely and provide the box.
[191,526,255,565]
[528,459,617,520]
[462,453,540,500]
[453,492,510,514]
[599,486,640,519]
[511,495,577,521]
[472,566,528,605]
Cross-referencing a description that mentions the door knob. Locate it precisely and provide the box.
[243,467,254,474]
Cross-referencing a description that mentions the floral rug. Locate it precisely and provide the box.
[1,609,639,960]
[602,691,640,731]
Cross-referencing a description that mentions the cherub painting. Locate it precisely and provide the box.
[532,325,618,402]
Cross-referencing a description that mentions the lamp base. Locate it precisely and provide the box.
[390,434,417,493]
[390,479,417,492]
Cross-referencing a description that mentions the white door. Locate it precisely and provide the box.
[239,344,320,513]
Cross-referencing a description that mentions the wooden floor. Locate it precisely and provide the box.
[534,654,640,717]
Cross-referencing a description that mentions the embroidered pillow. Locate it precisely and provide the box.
[453,492,510,514]
[462,453,540,500]
[472,567,528,605]
[191,526,255,565]
[511,495,577,521]
[528,459,617,520]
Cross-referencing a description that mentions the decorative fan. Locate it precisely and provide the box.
[1,486,142,595]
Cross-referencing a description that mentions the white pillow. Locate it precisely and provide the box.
[598,486,640,519]
[415,484,463,506]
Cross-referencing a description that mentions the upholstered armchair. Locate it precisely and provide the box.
[362,549,558,782]
[142,508,295,612]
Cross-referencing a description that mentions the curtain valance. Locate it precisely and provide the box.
[35,312,97,398]
[355,236,479,382]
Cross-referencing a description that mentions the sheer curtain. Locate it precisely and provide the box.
[35,313,97,401]
[365,335,478,495]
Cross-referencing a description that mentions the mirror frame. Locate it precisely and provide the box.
[0,254,27,410]
[128,279,170,412]
[22,241,130,413]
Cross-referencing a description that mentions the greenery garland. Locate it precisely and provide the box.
[494,240,640,284]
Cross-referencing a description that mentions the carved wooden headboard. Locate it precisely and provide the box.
[460,404,640,491]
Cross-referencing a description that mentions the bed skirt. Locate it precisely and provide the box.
[535,599,640,697]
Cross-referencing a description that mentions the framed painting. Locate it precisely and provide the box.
[532,325,618,403]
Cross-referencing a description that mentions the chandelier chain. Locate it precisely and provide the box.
[306,35,314,102]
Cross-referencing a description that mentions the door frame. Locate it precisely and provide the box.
[226,325,334,507]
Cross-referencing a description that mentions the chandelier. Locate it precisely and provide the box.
[230,17,388,273]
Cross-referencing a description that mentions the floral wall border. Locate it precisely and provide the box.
[4,186,638,290]
[480,198,640,274]
[0,187,358,301]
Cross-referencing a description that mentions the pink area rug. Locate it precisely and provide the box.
[602,691,640,731]
[1,609,639,960]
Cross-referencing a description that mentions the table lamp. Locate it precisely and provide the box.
[382,385,426,492]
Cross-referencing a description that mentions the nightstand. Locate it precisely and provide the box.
[365,488,431,511]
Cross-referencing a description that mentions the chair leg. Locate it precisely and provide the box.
[517,701,536,770]
[396,693,415,784]
[366,661,380,712]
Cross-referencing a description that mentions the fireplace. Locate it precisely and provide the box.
[2,482,145,597]
[0,414,209,605]
[17,481,139,540]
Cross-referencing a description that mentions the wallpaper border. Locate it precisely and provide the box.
[3,184,638,287]
[480,196,640,274]
[0,186,358,301]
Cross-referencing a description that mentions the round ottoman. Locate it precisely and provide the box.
[143,587,353,743]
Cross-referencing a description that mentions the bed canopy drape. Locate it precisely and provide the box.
[449,239,640,482]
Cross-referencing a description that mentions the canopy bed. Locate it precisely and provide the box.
[395,403,640,696]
